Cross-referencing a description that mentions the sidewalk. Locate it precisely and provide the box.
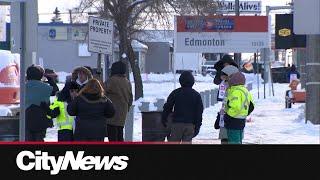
[194,82,320,144]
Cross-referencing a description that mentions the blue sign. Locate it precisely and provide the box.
[49,29,56,39]
[185,17,234,31]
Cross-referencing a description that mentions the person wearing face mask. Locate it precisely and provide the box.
[214,65,240,144]
[60,66,93,103]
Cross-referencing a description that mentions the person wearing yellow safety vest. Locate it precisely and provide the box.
[224,72,254,144]
[49,91,75,141]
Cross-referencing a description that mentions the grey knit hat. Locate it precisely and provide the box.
[221,65,239,76]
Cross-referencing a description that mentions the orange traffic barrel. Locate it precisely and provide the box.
[0,87,20,104]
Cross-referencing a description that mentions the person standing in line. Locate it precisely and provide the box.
[213,55,239,144]
[224,72,254,144]
[105,61,133,142]
[161,71,204,143]
[25,65,56,141]
[60,66,93,103]
[214,65,240,144]
[49,89,78,142]
[287,64,300,83]
[67,79,115,141]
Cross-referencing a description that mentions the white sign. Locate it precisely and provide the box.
[175,32,269,53]
[0,6,7,42]
[217,0,261,13]
[88,16,113,54]
[175,16,270,53]
[78,43,91,57]
[294,0,320,35]
[72,27,87,41]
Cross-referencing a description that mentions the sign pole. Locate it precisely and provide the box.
[19,1,26,141]
[97,53,102,79]
[234,0,241,66]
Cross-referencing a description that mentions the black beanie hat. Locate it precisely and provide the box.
[26,65,44,80]
[111,61,127,76]
[179,71,195,87]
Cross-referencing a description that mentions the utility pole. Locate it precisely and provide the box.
[234,0,241,66]
[306,35,320,124]
[69,9,73,24]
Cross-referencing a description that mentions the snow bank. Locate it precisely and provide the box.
[130,73,214,83]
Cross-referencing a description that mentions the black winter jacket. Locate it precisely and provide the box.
[67,93,115,141]
[213,55,239,85]
[162,72,203,130]
[26,103,54,132]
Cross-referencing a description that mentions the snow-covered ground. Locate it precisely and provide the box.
[2,72,318,144]
[128,73,320,144]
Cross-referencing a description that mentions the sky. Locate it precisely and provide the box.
[38,0,292,23]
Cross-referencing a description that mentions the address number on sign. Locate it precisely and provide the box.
[252,41,265,47]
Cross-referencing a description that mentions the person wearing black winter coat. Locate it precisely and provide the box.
[60,66,93,103]
[287,64,300,83]
[162,71,204,143]
[213,54,239,85]
[67,79,115,141]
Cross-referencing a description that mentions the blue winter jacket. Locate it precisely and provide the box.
[26,80,53,108]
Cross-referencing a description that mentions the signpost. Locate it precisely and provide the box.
[174,16,270,53]
[88,16,114,80]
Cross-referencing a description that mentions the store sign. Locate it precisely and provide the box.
[278,28,291,37]
[217,0,261,13]
[48,27,68,40]
[275,14,306,49]
[0,6,7,42]
[174,16,269,53]
[88,16,113,54]
[72,27,87,41]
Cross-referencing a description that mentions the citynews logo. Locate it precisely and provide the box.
[16,151,129,175]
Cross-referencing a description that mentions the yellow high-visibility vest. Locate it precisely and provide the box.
[225,85,254,119]
[50,99,74,130]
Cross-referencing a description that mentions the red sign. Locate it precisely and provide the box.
[177,16,268,32]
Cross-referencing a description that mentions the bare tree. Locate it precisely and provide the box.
[75,0,218,100]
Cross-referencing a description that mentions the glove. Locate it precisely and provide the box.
[214,113,220,129]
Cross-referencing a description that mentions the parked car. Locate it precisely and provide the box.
[201,60,217,76]
[261,66,289,83]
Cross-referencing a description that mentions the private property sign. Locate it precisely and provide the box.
[174,16,270,53]
[88,16,114,54]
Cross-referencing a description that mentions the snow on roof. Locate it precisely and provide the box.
[133,30,174,43]
[113,40,148,52]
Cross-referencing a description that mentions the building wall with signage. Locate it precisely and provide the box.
[38,23,149,74]
[38,23,98,73]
